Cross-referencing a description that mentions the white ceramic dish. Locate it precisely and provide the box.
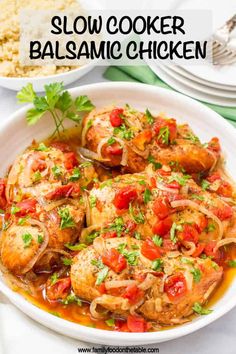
[0,62,95,92]
[0,82,236,345]
[148,61,236,107]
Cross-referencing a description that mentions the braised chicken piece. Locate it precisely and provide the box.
[84,165,234,262]
[0,141,97,275]
[82,106,219,174]
[71,236,222,325]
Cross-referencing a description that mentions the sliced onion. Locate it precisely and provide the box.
[90,297,109,319]
[44,199,67,212]
[166,251,181,258]
[78,147,104,162]
[21,219,49,274]
[80,225,101,243]
[130,298,144,316]
[105,280,137,290]
[93,236,106,255]
[138,273,156,291]
[184,269,193,290]
[90,294,130,319]
[42,248,71,258]
[207,149,218,172]
[156,182,179,194]
[171,199,223,240]
[128,142,149,159]
[181,241,196,256]
[214,237,236,251]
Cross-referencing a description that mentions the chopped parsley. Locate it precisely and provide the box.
[147,155,162,170]
[205,223,216,233]
[143,188,152,204]
[18,216,28,225]
[87,119,93,129]
[152,235,163,247]
[191,194,205,201]
[117,243,139,266]
[37,234,44,244]
[62,293,82,306]
[158,126,170,145]
[170,222,182,244]
[138,180,146,186]
[65,243,87,251]
[69,167,81,181]
[50,273,58,285]
[191,268,202,283]
[35,142,48,151]
[62,257,72,266]
[145,109,154,125]
[192,302,212,315]
[107,137,116,145]
[113,124,134,140]
[201,179,210,191]
[151,259,163,271]
[52,165,63,178]
[106,217,124,237]
[181,257,194,265]
[105,318,115,327]
[96,266,109,285]
[99,179,113,189]
[228,260,236,267]
[184,133,200,144]
[134,231,142,240]
[11,205,20,215]
[79,161,92,169]
[129,204,145,224]
[89,195,97,208]
[33,171,42,183]
[168,173,191,186]
[58,208,75,229]
[22,233,33,248]
[91,259,104,269]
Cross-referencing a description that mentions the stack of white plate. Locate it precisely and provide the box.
[148,62,236,107]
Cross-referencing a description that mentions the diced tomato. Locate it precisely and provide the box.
[207,137,221,153]
[141,238,163,260]
[204,241,225,265]
[127,315,148,332]
[153,117,177,146]
[64,152,78,170]
[45,183,80,200]
[162,239,178,252]
[113,186,138,210]
[97,283,107,294]
[109,108,124,127]
[195,215,208,233]
[212,204,233,221]
[115,319,130,332]
[150,177,157,189]
[122,284,144,304]
[50,141,71,152]
[15,198,37,216]
[192,243,205,257]
[207,173,221,183]
[158,169,171,177]
[166,181,181,189]
[164,273,187,302]
[217,181,233,198]
[152,216,173,236]
[178,224,199,244]
[106,143,123,156]
[102,248,127,273]
[0,178,7,210]
[101,231,117,239]
[31,154,47,172]
[46,277,71,301]
[152,197,170,220]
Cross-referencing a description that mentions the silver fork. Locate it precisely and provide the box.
[212,14,236,65]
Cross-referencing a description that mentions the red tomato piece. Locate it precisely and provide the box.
[207,173,221,183]
[15,198,37,216]
[178,224,199,244]
[113,186,138,210]
[101,231,117,239]
[207,137,221,153]
[152,216,173,236]
[102,248,127,273]
[162,239,178,252]
[45,183,80,200]
[64,152,78,170]
[115,319,130,332]
[46,277,71,301]
[152,197,170,220]
[141,238,163,260]
[166,181,181,189]
[217,181,233,198]
[164,273,187,302]
[204,241,225,265]
[150,177,157,189]
[212,204,233,221]
[50,141,71,152]
[97,283,107,294]
[195,215,208,233]
[31,155,47,172]
[122,284,144,304]
[127,315,148,332]
[106,143,123,156]
[153,117,177,146]
[109,108,124,127]
[0,178,7,210]
[125,220,137,233]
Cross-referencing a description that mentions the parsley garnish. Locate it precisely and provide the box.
[35,142,48,151]
[228,260,236,267]
[191,268,202,283]
[52,165,62,178]
[58,207,75,229]
[91,259,104,269]
[89,195,97,208]
[158,126,170,145]
[152,235,163,247]
[62,257,72,266]
[170,222,182,243]
[65,243,87,251]
[22,233,33,248]
[86,231,100,244]
[11,205,20,215]
[117,243,139,266]
[107,217,124,237]
[134,231,142,240]
[201,179,210,190]
[33,171,42,183]
[37,234,44,244]
[50,273,58,285]
[143,188,151,204]
[205,223,216,233]
[145,109,154,125]
[107,137,116,146]
[168,173,191,186]
[62,293,81,306]
[69,167,81,181]
[105,318,115,327]
[113,124,134,140]
[129,203,145,224]
[151,259,163,271]
[17,83,95,137]
[147,155,162,170]
[184,133,200,144]
[191,194,205,201]
[192,302,212,315]
[96,266,109,285]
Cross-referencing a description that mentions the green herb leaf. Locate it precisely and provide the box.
[147,155,162,170]
[58,208,76,229]
[107,137,116,146]
[152,235,163,247]
[170,222,182,244]
[62,293,82,306]
[89,195,97,208]
[62,257,73,266]
[52,165,63,178]
[228,260,236,267]
[36,142,48,151]
[205,223,216,233]
[201,179,210,190]
[26,108,45,125]
[91,259,104,269]
[11,205,20,215]
[22,233,33,248]
[143,188,152,204]
[184,133,200,144]
[33,171,42,183]
[113,124,134,141]
[106,217,124,237]
[129,203,145,224]
[145,109,154,125]
[151,259,163,271]
[34,96,49,111]
[168,173,191,186]
[17,83,36,103]
[50,273,58,286]
[37,234,44,244]
[191,194,205,201]
[74,95,95,112]
[105,318,115,327]
[191,268,202,283]
[56,91,73,112]
[96,266,109,285]
[69,167,81,181]
[45,82,64,109]
[158,126,170,145]
[192,302,212,315]
[134,231,142,240]
[65,243,87,251]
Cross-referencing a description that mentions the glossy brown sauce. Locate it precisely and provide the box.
[4,128,236,331]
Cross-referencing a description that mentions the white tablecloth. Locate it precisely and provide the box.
[0,66,236,353]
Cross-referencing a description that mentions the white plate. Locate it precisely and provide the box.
[165,64,236,91]
[159,64,236,98]
[148,62,236,106]
[1,82,236,345]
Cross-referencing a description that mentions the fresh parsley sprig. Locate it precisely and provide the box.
[17,83,95,137]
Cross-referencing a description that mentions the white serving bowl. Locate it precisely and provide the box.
[0,62,95,92]
[0,82,236,345]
